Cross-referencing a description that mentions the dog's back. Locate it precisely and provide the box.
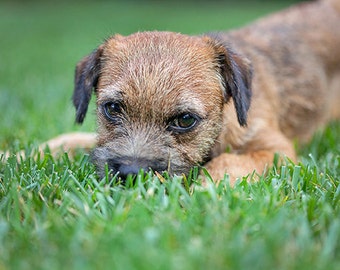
[220,0,340,142]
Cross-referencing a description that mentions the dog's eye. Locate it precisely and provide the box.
[168,113,200,133]
[103,101,122,120]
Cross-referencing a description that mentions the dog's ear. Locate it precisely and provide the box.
[204,36,253,126]
[73,46,103,124]
[221,50,253,127]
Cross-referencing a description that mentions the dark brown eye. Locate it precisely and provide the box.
[103,101,122,121]
[168,113,200,133]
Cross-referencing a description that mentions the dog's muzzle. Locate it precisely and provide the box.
[107,156,168,180]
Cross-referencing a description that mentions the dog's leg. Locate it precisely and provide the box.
[1,132,96,160]
[40,132,96,157]
[205,131,296,185]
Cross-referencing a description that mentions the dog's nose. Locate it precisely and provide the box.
[118,162,146,178]
[108,157,167,180]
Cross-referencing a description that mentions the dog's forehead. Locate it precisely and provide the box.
[99,32,219,87]
[103,31,213,60]
[97,32,223,110]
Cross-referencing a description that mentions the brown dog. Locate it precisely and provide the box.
[5,0,339,184]
[67,0,340,183]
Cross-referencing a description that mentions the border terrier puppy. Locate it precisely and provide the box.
[4,0,337,184]
[71,0,340,184]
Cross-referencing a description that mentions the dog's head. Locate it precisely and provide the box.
[73,31,252,179]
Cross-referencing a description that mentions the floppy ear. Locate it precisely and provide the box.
[73,46,103,124]
[204,36,253,126]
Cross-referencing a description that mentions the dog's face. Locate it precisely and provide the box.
[73,31,252,179]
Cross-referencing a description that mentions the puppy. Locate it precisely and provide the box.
[5,0,339,185]
[73,0,340,183]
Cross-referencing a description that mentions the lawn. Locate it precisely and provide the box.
[1,0,340,269]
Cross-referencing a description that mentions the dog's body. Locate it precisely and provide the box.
[203,0,340,181]
[4,0,339,184]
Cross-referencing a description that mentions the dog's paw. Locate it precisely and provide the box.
[202,151,273,185]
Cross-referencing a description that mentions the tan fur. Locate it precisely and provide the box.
[4,0,339,185]
[205,0,340,182]
[89,33,229,178]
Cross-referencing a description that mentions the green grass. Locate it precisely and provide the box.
[1,1,340,269]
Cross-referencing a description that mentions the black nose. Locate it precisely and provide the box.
[108,157,167,180]
[118,162,147,179]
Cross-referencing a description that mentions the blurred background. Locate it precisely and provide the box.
[0,0,303,148]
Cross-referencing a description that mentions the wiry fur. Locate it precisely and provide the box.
[84,33,250,179]
[7,0,337,184]
[70,0,340,183]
